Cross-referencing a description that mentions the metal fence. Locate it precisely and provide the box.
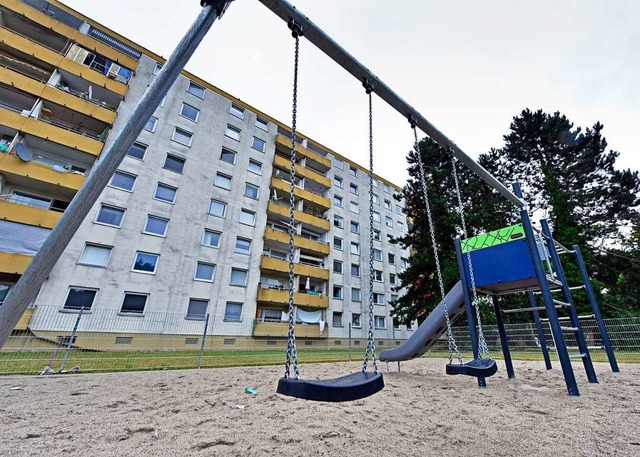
[1,305,638,376]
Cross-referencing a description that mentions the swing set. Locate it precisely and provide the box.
[0,0,619,401]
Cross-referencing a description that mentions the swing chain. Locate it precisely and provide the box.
[451,157,490,358]
[411,126,462,365]
[363,87,378,373]
[284,31,301,380]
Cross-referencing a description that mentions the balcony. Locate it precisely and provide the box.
[257,287,329,309]
[14,307,34,331]
[0,26,128,97]
[264,227,330,256]
[275,134,332,170]
[253,321,327,338]
[0,252,31,274]
[0,152,85,192]
[273,154,331,188]
[267,200,330,232]
[0,199,61,229]
[271,177,330,210]
[260,255,329,280]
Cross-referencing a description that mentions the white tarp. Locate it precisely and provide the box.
[296,308,322,324]
[0,220,51,256]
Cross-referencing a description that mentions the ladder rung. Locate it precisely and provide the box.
[560,326,579,332]
[552,299,571,307]
[569,353,586,359]
[502,304,564,314]
[566,346,604,351]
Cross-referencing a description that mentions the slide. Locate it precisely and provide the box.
[380,281,467,362]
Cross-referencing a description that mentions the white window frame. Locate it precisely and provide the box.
[163,154,185,174]
[220,148,236,165]
[248,159,262,175]
[78,243,112,268]
[334,176,343,188]
[172,127,193,147]
[255,116,269,131]
[154,183,177,204]
[180,102,200,122]
[120,292,148,314]
[333,285,343,300]
[126,142,147,161]
[234,237,252,255]
[63,287,98,311]
[202,229,221,248]
[215,173,232,190]
[230,103,245,120]
[333,260,343,274]
[95,204,125,228]
[143,215,169,237]
[252,136,266,153]
[239,208,256,226]
[194,262,216,282]
[334,236,343,250]
[334,215,344,229]
[187,81,205,99]
[131,251,160,275]
[108,170,136,192]
[230,268,248,287]
[225,124,241,141]
[144,116,157,132]
[244,182,260,200]
[224,301,243,322]
[186,298,208,319]
[208,199,227,218]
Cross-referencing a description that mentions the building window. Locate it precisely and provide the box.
[255,116,269,131]
[397,221,405,232]
[372,179,379,188]
[239,208,256,226]
[333,260,343,274]
[396,205,403,215]
[152,63,163,75]
[334,236,343,250]
[388,253,396,264]
[375,316,387,329]
[351,288,361,302]
[333,157,344,170]
[372,211,381,223]
[194,262,215,281]
[120,293,147,314]
[219,148,237,165]
[154,183,177,203]
[373,269,383,281]
[244,182,259,199]
[96,205,125,227]
[235,237,251,255]
[224,302,243,322]
[132,252,159,274]
[373,249,382,261]
[349,166,357,177]
[172,127,193,146]
[143,215,169,237]
[350,201,359,214]
[333,285,343,299]
[252,137,266,152]
[401,257,409,269]
[78,244,112,267]
[180,103,199,122]
[126,142,147,160]
[202,229,221,248]
[352,313,361,328]
[230,268,248,286]
[385,216,393,228]
[372,194,380,205]
[373,229,381,241]
[187,298,208,319]
[230,103,245,119]
[209,199,227,218]
[383,183,391,194]
[334,215,344,229]
[349,183,358,195]
[109,171,136,191]
[384,199,392,210]
[390,294,398,304]
[187,81,205,99]
[333,195,343,207]
[350,242,360,255]
[163,154,185,174]
[63,287,97,310]
[351,263,360,277]
[144,116,157,132]
[332,312,343,328]
[0,284,10,305]
[390,273,397,285]
[334,176,343,188]
[215,173,232,190]
[248,159,262,175]
[225,124,241,141]
[350,221,359,234]
[373,293,385,305]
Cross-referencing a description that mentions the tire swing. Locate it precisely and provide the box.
[276,20,384,402]
[408,119,497,379]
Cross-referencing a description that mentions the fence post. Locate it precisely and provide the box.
[60,306,84,372]
[198,314,210,369]
[348,322,352,362]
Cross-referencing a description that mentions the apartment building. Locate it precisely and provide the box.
[1,0,413,349]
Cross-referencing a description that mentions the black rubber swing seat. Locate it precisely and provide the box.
[446,358,498,378]
[277,371,384,402]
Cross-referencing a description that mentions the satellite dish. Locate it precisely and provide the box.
[15,143,34,162]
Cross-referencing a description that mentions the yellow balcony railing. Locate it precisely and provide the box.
[260,256,329,280]
[275,134,332,169]
[0,153,86,191]
[264,227,330,256]
[257,287,329,309]
[271,178,330,210]
[273,154,331,188]
[0,200,62,229]
[0,252,31,274]
[267,201,330,231]
[253,321,327,338]
[14,308,34,331]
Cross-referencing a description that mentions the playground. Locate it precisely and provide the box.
[1,358,639,456]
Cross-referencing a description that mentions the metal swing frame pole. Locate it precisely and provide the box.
[0,1,233,347]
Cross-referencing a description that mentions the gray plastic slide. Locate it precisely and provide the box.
[380,281,466,362]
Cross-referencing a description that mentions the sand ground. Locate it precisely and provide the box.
[1,358,639,456]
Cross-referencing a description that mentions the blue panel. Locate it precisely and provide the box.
[463,239,536,288]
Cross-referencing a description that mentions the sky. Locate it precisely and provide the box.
[61,0,639,188]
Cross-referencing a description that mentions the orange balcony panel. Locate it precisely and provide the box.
[0,252,31,274]
[253,321,327,338]
[260,256,329,281]
[275,135,331,169]
[271,178,330,209]
[0,153,86,191]
[257,287,329,309]
[264,227,330,256]
[0,200,61,229]
[267,201,330,231]
[14,308,34,331]
[0,67,116,125]
[0,28,127,97]
[2,109,103,156]
[273,154,330,188]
